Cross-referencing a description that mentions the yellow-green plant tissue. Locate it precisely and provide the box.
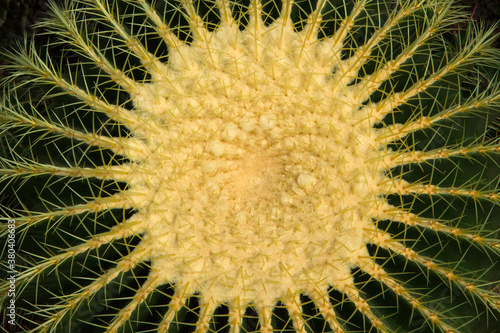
[1,0,500,332]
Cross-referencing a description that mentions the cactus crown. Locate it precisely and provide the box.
[1,0,500,332]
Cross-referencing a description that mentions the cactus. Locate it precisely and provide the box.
[1,0,500,332]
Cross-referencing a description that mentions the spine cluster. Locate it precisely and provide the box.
[0,0,499,332]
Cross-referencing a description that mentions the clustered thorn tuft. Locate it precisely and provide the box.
[1,0,500,332]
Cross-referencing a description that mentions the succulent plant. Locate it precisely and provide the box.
[1,0,500,332]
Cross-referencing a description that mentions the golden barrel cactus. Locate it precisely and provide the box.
[1,0,500,332]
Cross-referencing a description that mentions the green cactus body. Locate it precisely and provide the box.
[1,0,500,332]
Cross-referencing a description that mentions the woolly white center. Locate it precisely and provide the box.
[127,21,386,304]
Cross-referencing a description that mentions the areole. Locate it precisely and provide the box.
[0,0,499,332]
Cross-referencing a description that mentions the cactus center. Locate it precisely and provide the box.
[125,20,387,304]
[4,1,500,331]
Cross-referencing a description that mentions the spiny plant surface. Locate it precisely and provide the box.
[1,0,500,332]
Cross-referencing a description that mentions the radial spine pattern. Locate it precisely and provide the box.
[1,0,500,332]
